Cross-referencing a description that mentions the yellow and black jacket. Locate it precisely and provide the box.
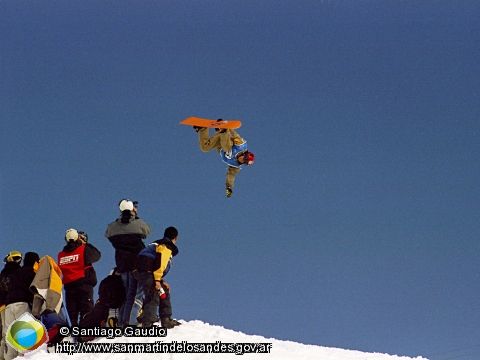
[134,237,179,281]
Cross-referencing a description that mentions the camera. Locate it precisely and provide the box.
[78,231,88,243]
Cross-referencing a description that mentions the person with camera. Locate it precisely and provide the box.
[105,199,152,326]
[58,228,101,326]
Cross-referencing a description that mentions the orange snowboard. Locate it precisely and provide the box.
[180,117,242,130]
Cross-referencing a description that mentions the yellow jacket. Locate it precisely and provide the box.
[30,255,63,317]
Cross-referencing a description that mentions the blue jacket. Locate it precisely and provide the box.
[220,141,248,168]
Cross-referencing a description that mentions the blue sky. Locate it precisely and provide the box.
[1,1,479,358]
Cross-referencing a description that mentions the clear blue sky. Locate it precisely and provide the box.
[1,1,479,359]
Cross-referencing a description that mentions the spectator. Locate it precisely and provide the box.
[134,226,181,328]
[105,199,151,326]
[0,251,22,360]
[58,229,101,326]
[77,269,127,344]
[4,252,39,360]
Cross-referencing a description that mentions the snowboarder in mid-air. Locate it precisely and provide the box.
[192,120,255,198]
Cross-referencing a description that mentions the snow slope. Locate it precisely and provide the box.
[25,320,428,360]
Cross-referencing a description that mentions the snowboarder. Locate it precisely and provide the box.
[58,228,101,326]
[194,122,255,197]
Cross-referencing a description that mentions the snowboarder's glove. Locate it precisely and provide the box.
[226,188,233,198]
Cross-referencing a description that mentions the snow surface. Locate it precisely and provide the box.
[24,320,428,360]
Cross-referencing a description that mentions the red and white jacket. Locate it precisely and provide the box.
[58,242,101,286]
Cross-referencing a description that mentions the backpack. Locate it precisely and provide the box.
[98,273,126,309]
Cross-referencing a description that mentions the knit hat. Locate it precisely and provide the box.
[23,252,40,267]
[164,226,178,240]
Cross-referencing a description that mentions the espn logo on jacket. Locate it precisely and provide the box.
[59,254,79,265]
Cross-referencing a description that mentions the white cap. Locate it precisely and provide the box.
[119,199,134,212]
[65,228,79,242]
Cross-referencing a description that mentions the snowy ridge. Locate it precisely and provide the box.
[25,320,428,360]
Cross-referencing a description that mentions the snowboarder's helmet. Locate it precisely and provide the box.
[118,199,138,212]
[244,151,255,166]
[65,228,79,242]
[3,250,22,264]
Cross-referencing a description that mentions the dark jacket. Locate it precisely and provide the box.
[5,252,40,306]
[0,262,21,307]
[59,242,101,288]
[5,267,36,306]
[105,212,152,273]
